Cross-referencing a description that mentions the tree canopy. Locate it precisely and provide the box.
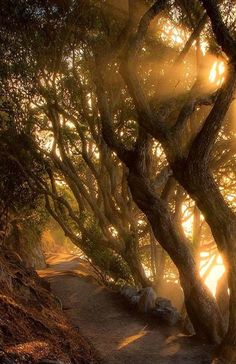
[1,1,236,362]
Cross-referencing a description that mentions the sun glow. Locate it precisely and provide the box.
[157,18,189,48]
[200,254,225,296]
[208,60,225,86]
[153,18,229,102]
[182,205,226,297]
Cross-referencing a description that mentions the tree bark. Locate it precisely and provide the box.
[154,245,166,286]
[216,272,229,318]
[173,160,236,361]
[127,170,225,343]
[123,239,151,288]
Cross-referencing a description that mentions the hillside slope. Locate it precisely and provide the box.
[0,251,99,364]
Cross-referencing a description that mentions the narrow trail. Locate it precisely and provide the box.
[38,254,213,364]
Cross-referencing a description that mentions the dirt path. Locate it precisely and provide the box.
[38,254,213,364]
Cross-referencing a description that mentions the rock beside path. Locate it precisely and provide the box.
[121,286,181,326]
[152,297,181,326]
[138,287,157,313]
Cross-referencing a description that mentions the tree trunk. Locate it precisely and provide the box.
[216,272,229,318]
[127,171,224,343]
[173,163,236,361]
[123,235,152,288]
[192,205,202,270]
[154,244,166,287]
[218,255,236,362]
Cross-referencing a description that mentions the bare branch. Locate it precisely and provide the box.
[175,12,208,64]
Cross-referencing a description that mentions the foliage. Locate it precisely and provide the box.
[1,2,236,358]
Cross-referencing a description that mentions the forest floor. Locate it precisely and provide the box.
[39,253,215,364]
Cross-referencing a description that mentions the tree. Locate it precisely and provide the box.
[0,0,157,287]
[1,1,236,361]
[95,0,236,360]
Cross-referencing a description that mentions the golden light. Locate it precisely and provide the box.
[209,61,217,83]
[200,41,208,56]
[200,254,225,296]
[181,203,226,297]
[117,329,146,350]
[156,18,227,91]
[8,340,50,352]
[108,225,118,238]
[156,18,189,48]
[209,60,225,86]
[182,214,194,237]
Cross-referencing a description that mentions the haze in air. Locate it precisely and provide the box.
[0,1,236,363]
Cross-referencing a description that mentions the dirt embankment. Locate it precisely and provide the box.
[0,251,99,364]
